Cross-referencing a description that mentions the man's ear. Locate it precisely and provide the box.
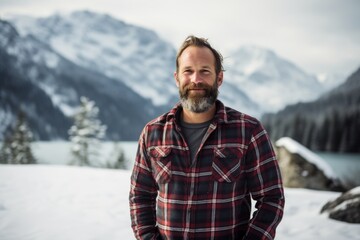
[217,71,224,86]
[174,72,179,88]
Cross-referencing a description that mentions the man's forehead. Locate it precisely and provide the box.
[178,46,216,66]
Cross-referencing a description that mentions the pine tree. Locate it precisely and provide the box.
[68,96,107,166]
[0,111,36,164]
[105,142,127,169]
[0,136,12,164]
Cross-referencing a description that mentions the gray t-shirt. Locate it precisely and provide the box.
[179,117,212,164]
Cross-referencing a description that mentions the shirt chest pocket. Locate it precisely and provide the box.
[212,147,244,183]
[148,146,172,184]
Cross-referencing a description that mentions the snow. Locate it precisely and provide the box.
[349,186,360,195]
[333,198,359,212]
[1,165,359,240]
[0,165,130,240]
[1,141,360,239]
[276,137,337,179]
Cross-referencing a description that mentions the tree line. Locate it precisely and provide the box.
[263,106,360,153]
[0,96,127,169]
[263,67,360,153]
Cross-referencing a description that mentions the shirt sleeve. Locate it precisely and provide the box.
[243,122,285,240]
[129,128,161,240]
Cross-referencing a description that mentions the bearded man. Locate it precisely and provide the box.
[129,35,285,240]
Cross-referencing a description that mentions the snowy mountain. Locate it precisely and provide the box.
[7,10,179,107]
[224,46,326,112]
[0,19,158,140]
[5,10,260,116]
[0,20,71,139]
[7,10,328,116]
[1,10,347,141]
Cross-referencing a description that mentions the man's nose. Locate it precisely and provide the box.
[191,72,202,84]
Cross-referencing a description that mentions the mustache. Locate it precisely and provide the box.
[183,82,212,92]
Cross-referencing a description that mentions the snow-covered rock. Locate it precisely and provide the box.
[321,186,360,223]
[275,137,344,191]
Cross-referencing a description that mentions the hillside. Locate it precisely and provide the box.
[262,67,360,152]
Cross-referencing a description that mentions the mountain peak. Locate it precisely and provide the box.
[0,20,19,47]
[225,45,290,77]
[235,45,277,61]
[224,45,324,112]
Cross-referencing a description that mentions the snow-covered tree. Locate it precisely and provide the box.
[0,111,36,164]
[68,96,107,166]
[105,142,127,169]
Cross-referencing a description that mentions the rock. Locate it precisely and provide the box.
[275,137,344,191]
[320,186,360,223]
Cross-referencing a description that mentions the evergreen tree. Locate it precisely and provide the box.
[105,142,127,169]
[68,96,107,166]
[0,136,12,164]
[302,119,315,148]
[328,109,342,152]
[0,111,36,164]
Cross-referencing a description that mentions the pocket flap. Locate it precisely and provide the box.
[148,146,171,158]
[148,146,172,184]
[212,147,243,183]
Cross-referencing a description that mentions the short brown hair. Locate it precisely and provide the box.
[176,35,224,75]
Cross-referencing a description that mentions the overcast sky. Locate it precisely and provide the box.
[1,0,359,77]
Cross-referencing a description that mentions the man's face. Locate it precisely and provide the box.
[175,46,223,113]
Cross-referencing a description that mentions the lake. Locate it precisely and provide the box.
[31,141,360,185]
[121,142,360,185]
[316,151,360,184]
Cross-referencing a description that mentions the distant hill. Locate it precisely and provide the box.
[262,67,360,153]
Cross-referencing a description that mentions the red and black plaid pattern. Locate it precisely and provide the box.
[130,101,284,240]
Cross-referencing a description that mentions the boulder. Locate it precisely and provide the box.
[320,186,360,223]
[275,137,344,191]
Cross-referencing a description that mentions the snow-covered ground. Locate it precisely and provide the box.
[0,165,359,240]
[1,140,359,239]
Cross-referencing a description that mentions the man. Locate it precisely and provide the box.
[129,35,285,240]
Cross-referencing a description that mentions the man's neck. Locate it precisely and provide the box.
[181,104,216,124]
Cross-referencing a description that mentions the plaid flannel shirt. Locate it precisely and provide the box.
[130,100,284,240]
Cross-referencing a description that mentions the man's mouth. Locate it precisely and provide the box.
[188,88,206,94]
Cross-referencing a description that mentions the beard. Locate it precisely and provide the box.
[179,80,218,113]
